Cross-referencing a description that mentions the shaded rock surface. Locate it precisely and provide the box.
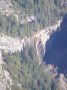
[44,15,67,74]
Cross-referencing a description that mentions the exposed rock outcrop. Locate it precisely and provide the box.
[0,51,13,90]
[0,0,36,23]
[57,74,67,90]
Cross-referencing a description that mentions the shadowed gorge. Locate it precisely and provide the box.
[44,15,67,74]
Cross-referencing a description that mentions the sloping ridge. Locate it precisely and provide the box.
[0,19,62,90]
[0,20,62,53]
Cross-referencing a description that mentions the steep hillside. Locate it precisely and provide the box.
[0,0,67,38]
[0,19,62,90]
[0,0,67,90]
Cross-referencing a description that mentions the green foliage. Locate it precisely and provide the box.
[0,1,67,90]
[2,45,57,90]
[0,0,67,38]
[12,0,67,26]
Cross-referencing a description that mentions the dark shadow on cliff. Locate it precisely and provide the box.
[44,15,67,74]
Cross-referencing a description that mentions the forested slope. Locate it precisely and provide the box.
[0,0,67,38]
[0,0,67,90]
